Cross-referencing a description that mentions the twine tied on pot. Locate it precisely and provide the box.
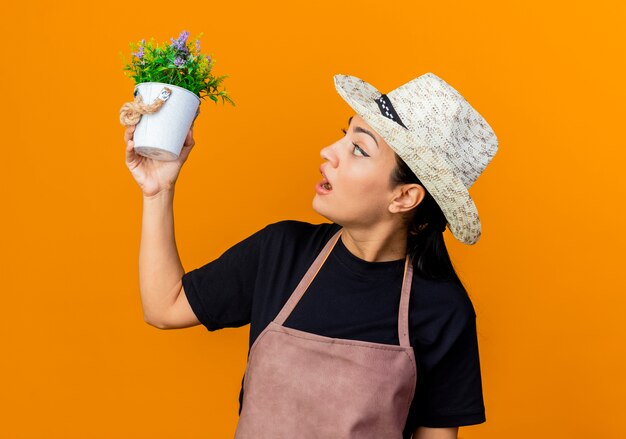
[119,87,172,126]
[119,86,199,126]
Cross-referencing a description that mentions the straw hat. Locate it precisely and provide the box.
[333,72,498,245]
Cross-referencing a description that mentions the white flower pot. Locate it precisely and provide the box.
[132,82,201,161]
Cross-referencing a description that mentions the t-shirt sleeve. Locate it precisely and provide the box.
[411,284,486,427]
[181,225,269,331]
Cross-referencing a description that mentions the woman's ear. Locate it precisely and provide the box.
[388,184,425,214]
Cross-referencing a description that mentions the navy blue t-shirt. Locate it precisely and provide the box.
[182,220,486,436]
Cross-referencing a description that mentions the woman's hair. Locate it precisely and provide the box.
[389,153,467,292]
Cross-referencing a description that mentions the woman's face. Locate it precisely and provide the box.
[312,114,404,228]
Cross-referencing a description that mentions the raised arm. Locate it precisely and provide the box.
[124,124,200,329]
[413,426,459,439]
[139,188,199,329]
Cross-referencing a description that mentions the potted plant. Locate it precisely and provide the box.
[119,30,235,161]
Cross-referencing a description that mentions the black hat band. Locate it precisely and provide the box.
[374,94,408,129]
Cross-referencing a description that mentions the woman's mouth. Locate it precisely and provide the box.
[315,177,333,195]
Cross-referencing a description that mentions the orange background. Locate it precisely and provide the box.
[3,0,625,438]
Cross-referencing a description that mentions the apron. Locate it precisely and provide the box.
[234,228,417,439]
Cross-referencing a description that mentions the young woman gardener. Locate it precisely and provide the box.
[124,72,498,439]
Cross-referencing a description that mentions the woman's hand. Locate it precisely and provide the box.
[124,124,196,197]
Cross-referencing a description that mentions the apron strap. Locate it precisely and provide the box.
[398,255,413,347]
[274,228,343,325]
[274,227,414,348]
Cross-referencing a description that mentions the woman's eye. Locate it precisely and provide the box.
[341,127,369,157]
[352,143,369,157]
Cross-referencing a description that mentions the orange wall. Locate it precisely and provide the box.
[3,1,625,437]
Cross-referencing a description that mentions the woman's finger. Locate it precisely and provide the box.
[183,129,195,147]
[124,125,136,142]
[125,139,138,164]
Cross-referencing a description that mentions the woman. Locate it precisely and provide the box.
[125,72,498,439]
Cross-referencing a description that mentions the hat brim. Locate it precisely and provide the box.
[333,73,482,245]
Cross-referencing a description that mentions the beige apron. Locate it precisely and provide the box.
[234,228,417,438]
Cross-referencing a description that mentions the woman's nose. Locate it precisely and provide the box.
[320,145,338,167]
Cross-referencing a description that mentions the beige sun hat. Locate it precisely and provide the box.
[333,72,498,245]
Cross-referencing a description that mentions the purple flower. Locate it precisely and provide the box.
[133,46,144,59]
[206,55,211,64]
[133,39,145,59]
[169,30,190,56]
[195,39,201,54]
[177,30,190,43]
[174,56,184,67]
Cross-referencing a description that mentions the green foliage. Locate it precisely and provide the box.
[120,30,235,106]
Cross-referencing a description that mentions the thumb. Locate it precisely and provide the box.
[178,142,194,163]
[178,131,195,162]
